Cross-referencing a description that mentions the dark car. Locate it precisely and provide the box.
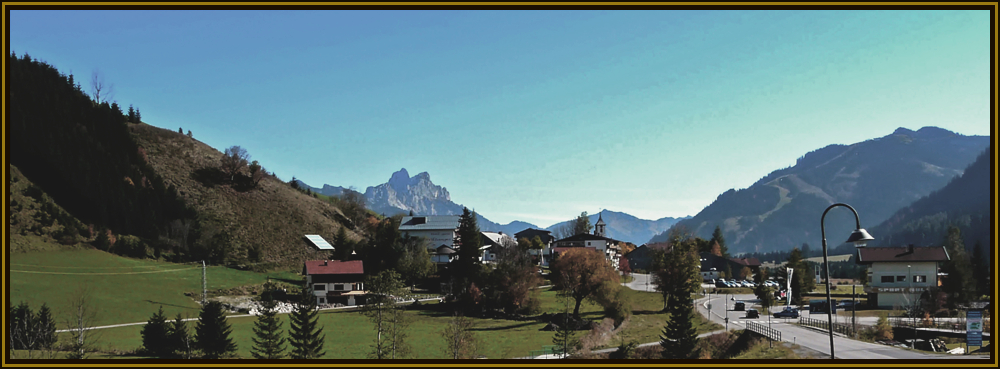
[745,309,760,319]
[734,301,746,311]
[773,307,800,318]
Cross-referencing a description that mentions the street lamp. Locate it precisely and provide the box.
[820,203,874,360]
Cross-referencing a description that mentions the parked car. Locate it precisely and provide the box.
[838,300,858,311]
[773,307,800,318]
[715,280,729,288]
[734,301,746,311]
[745,309,760,319]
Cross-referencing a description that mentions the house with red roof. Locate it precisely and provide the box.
[303,259,367,306]
[856,245,950,309]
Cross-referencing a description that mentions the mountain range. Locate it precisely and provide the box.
[296,169,686,244]
[653,126,990,254]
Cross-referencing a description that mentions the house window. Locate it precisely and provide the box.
[896,276,906,282]
[332,284,344,291]
[913,275,926,283]
[881,276,894,283]
[314,284,326,291]
[318,297,326,304]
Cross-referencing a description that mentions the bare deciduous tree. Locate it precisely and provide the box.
[90,70,114,104]
[64,286,101,359]
[220,146,250,182]
[441,313,479,359]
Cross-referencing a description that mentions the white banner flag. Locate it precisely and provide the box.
[786,268,794,306]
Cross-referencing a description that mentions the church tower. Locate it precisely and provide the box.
[594,211,606,238]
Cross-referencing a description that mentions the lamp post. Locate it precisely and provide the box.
[820,203,874,360]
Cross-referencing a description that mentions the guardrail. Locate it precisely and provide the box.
[745,320,781,342]
[799,317,856,337]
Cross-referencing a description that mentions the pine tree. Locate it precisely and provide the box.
[194,301,237,359]
[710,226,729,257]
[551,309,578,359]
[141,306,172,357]
[970,241,990,297]
[660,295,699,359]
[35,303,56,350]
[135,108,141,123]
[333,226,350,261]
[168,313,194,359]
[288,284,325,359]
[127,104,136,122]
[940,227,975,309]
[453,207,483,303]
[251,281,287,359]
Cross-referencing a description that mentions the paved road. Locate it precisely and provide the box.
[694,293,988,360]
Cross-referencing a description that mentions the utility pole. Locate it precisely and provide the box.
[202,260,207,305]
[852,284,857,339]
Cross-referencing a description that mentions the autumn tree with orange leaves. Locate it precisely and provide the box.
[550,248,621,320]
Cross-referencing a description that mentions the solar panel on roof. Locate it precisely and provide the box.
[304,235,334,250]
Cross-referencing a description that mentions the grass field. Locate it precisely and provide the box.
[12,247,721,359]
[9,248,301,327]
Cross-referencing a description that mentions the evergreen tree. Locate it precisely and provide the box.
[35,303,56,350]
[970,241,990,297]
[288,284,325,359]
[168,313,194,359]
[332,226,350,261]
[127,104,136,122]
[940,227,975,309]
[710,226,729,257]
[10,301,35,350]
[453,207,483,303]
[135,108,141,123]
[251,281,287,359]
[194,301,237,359]
[782,247,815,305]
[572,211,592,235]
[551,309,578,359]
[141,306,172,357]
[659,295,699,359]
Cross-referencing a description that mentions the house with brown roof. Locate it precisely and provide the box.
[856,245,950,309]
[303,260,367,306]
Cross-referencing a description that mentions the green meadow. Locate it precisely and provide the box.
[9,249,301,327]
[13,248,721,359]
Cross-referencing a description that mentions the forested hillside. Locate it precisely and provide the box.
[7,52,365,270]
[862,146,992,252]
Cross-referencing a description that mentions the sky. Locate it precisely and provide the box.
[8,9,993,228]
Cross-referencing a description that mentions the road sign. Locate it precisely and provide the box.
[967,310,983,347]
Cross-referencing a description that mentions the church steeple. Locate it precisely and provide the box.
[594,211,606,237]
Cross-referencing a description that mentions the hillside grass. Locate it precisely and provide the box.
[9,248,301,328]
[129,123,363,270]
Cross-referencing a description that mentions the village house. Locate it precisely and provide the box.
[550,213,622,269]
[514,228,555,265]
[303,259,366,306]
[856,245,950,309]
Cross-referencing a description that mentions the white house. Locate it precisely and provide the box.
[303,260,366,306]
[857,245,950,309]
[399,215,461,250]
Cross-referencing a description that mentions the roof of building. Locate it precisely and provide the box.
[399,215,460,231]
[553,233,620,244]
[595,212,606,226]
[480,232,510,247]
[436,245,457,255]
[730,257,762,267]
[856,246,950,264]
[304,260,364,275]
[515,228,552,237]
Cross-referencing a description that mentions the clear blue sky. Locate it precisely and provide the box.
[9,9,992,228]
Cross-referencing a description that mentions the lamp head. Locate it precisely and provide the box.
[846,228,874,248]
